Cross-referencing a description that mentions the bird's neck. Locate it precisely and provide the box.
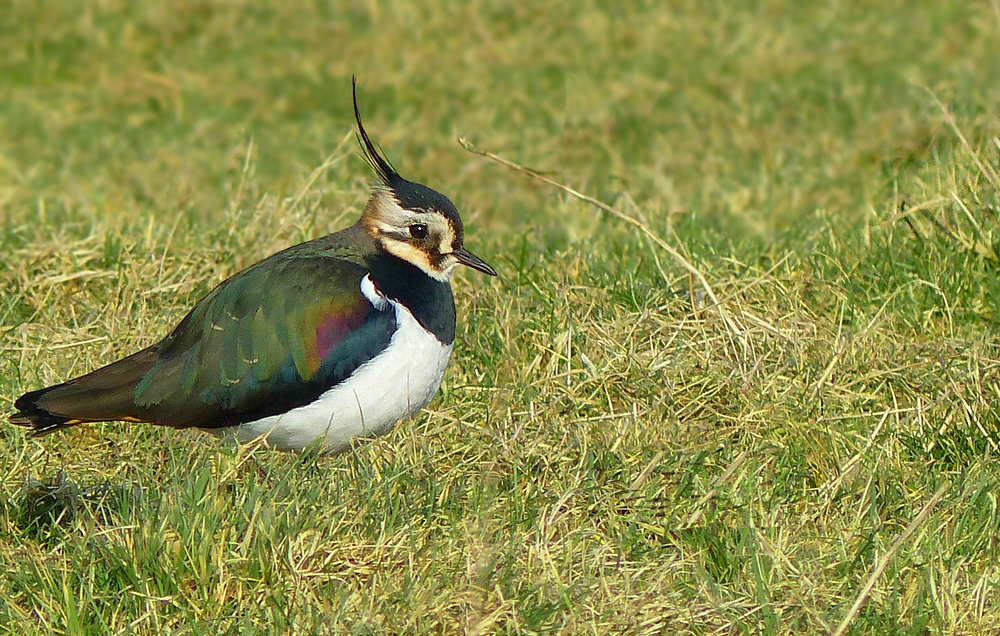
[365,253,457,345]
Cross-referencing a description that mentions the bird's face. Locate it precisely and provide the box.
[352,77,496,282]
[364,188,496,281]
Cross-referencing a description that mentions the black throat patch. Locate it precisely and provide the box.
[365,253,457,345]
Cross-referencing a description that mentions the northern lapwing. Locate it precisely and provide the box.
[9,77,497,454]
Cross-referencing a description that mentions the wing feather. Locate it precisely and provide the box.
[13,253,396,434]
[135,256,396,429]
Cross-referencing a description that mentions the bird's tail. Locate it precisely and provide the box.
[10,348,158,436]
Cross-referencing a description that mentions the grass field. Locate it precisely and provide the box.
[3,0,1000,633]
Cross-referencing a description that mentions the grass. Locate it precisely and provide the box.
[2,0,1000,633]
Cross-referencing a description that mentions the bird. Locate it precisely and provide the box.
[9,77,497,455]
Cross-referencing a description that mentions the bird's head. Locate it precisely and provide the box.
[353,78,497,282]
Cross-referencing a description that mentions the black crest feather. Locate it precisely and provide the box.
[353,76,399,187]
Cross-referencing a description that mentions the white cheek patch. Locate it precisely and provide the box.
[439,255,460,277]
[442,226,457,252]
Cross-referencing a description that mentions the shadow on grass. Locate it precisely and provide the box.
[13,471,146,543]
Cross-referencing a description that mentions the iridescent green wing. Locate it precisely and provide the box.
[134,255,396,428]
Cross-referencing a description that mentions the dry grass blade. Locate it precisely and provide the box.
[457,137,749,366]
[832,482,951,636]
[286,130,356,215]
[923,86,1000,189]
[991,0,1000,40]
[681,450,748,528]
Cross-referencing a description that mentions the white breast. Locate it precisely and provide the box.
[227,274,453,454]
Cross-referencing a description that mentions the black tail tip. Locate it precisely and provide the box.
[10,389,77,436]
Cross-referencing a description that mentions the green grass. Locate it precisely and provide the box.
[3,0,1000,633]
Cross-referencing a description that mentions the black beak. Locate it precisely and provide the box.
[453,247,497,276]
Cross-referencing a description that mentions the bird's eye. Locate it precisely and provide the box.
[408,224,429,239]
